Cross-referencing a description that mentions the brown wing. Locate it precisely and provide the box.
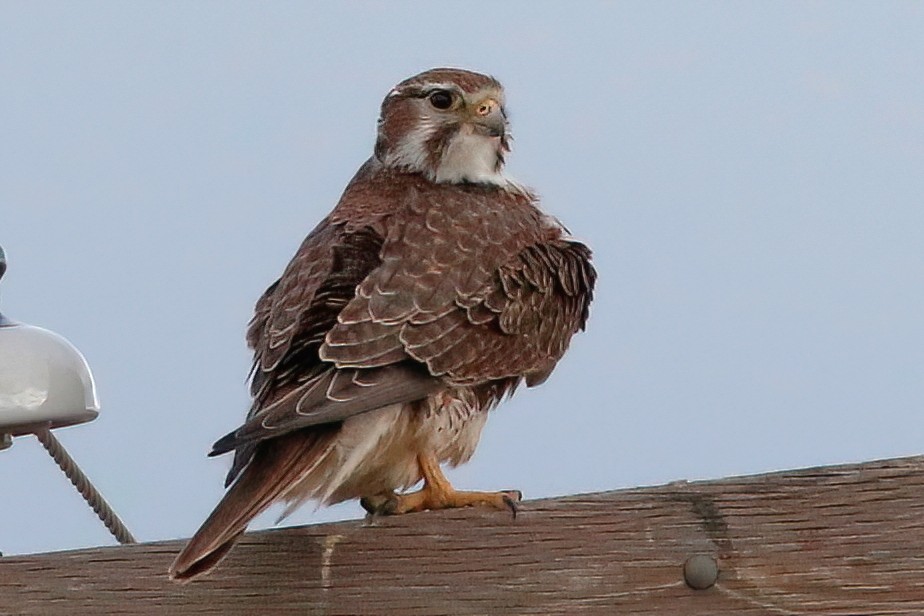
[218,182,594,482]
[218,218,440,484]
[321,238,595,386]
[320,185,596,388]
[247,220,384,401]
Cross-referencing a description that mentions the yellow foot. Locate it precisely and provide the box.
[361,487,521,518]
[360,453,521,518]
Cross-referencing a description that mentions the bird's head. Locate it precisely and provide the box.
[375,68,511,185]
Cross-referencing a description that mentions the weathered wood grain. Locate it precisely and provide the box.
[3,456,924,615]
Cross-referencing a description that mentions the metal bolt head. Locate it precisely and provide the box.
[684,554,718,590]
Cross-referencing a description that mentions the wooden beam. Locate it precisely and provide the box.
[3,455,924,614]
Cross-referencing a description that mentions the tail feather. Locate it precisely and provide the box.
[169,429,336,581]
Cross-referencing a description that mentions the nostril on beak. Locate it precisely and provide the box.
[472,98,505,137]
[477,99,498,116]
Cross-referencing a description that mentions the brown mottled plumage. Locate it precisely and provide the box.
[169,68,595,581]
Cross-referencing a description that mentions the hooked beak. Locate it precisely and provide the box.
[470,98,506,138]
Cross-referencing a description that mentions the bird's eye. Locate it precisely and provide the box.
[428,90,454,110]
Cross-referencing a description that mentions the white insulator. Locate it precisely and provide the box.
[0,323,99,436]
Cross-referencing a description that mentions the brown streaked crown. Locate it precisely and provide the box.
[391,68,502,96]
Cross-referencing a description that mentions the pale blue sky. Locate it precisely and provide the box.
[2,2,922,556]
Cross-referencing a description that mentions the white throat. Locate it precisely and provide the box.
[383,122,510,187]
[434,128,504,184]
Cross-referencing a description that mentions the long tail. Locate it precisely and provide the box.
[169,429,335,581]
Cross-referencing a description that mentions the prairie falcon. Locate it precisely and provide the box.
[170,68,596,580]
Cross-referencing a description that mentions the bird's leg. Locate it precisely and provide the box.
[361,453,521,517]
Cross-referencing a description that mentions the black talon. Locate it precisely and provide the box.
[360,493,399,516]
[360,496,378,515]
[502,493,520,518]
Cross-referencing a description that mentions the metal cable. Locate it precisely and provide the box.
[34,429,136,545]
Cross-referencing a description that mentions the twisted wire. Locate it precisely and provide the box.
[34,429,136,545]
